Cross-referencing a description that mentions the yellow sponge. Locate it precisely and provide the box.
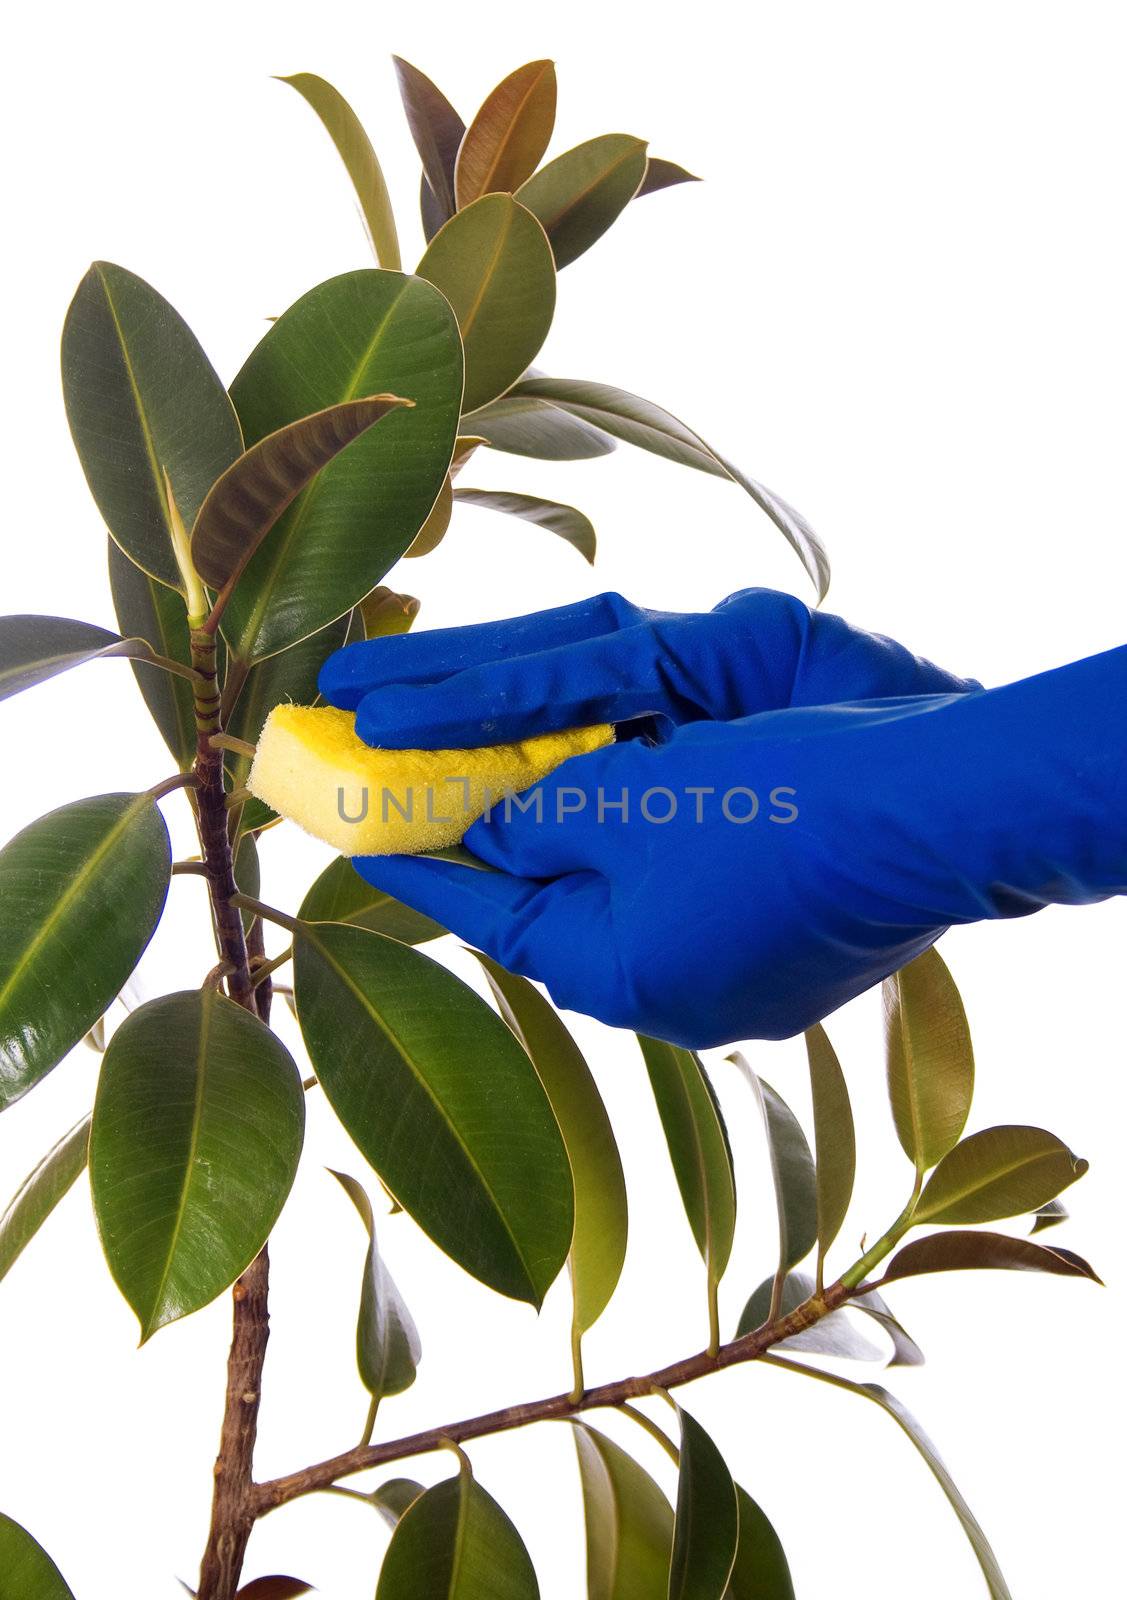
[247,704,613,856]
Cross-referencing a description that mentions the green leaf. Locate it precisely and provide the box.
[805,1024,855,1269]
[299,856,444,945]
[454,60,557,208]
[914,1125,1087,1224]
[278,74,401,269]
[738,1062,817,1276]
[358,587,421,639]
[192,395,412,598]
[367,1478,426,1529]
[0,794,170,1110]
[294,923,573,1305]
[509,377,828,599]
[474,956,627,1335]
[735,1271,884,1361]
[572,1423,673,1599]
[636,158,701,197]
[227,269,463,663]
[883,947,974,1173]
[453,488,595,562]
[109,540,198,767]
[329,1169,421,1400]
[637,1036,736,1297]
[90,988,304,1338]
[1031,1198,1068,1234]
[724,1487,795,1600]
[464,392,616,460]
[61,261,242,591]
[0,615,190,704]
[671,1406,739,1600]
[375,1465,539,1599]
[404,473,454,558]
[880,1229,1101,1285]
[0,1512,76,1599]
[0,1113,90,1285]
[393,57,465,239]
[849,1287,926,1367]
[418,196,556,413]
[517,135,648,268]
[235,1582,314,1600]
[235,833,260,933]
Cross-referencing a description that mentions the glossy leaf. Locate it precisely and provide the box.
[330,1169,421,1399]
[453,488,595,562]
[638,1036,736,1292]
[805,1024,855,1269]
[475,955,627,1334]
[90,988,304,1337]
[0,1113,90,1285]
[671,1406,739,1600]
[294,923,572,1305]
[850,1287,926,1367]
[299,855,444,945]
[464,392,616,460]
[0,794,170,1110]
[418,196,556,412]
[403,473,454,558]
[0,1512,75,1599]
[192,395,411,595]
[725,1487,795,1600]
[509,377,828,599]
[884,948,974,1173]
[235,1581,313,1600]
[736,1271,884,1361]
[454,60,557,208]
[227,269,462,662]
[235,833,260,934]
[914,1126,1088,1224]
[61,261,242,590]
[359,587,421,639]
[393,57,465,237]
[1031,1198,1068,1234]
[572,1422,673,1599]
[0,615,188,704]
[636,158,701,197]
[741,1063,817,1276]
[375,1465,539,1599]
[367,1477,426,1529]
[279,74,401,268]
[881,1229,1101,1285]
[109,540,197,767]
[517,135,648,268]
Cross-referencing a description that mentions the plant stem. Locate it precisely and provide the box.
[618,1402,680,1466]
[360,1396,380,1448]
[230,893,300,934]
[838,1173,924,1291]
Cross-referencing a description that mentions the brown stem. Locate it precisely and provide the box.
[252,1281,853,1515]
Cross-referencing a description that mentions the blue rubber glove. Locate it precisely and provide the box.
[318,589,1127,1047]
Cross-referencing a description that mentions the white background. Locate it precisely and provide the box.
[1,2,1124,1595]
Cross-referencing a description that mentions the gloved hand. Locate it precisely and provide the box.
[318,589,1127,1047]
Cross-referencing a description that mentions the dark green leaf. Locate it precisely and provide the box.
[0,794,170,1110]
[109,540,198,767]
[0,1113,90,1285]
[517,135,648,268]
[375,1465,539,1599]
[736,1271,884,1361]
[227,269,462,663]
[0,615,188,704]
[739,1062,817,1276]
[671,1406,739,1600]
[393,57,464,237]
[299,856,444,945]
[475,956,627,1335]
[192,395,411,596]
[454,60,557,208]
[366,1477,426,1529]
[881,1229,1101,1285]
[235,833,260,933]
[914,1125,1087,1225]
[235,1582,314,1600]
[884,948,974,1173]
[1031,1198,1068,1234]
[453,488,595,562]
[0,1512,75,1598]
[572,1423,673,1599]
[358,587,421,639]
[403,473,454,557]
[418,197,556,413]
[61,261,242,590]
[464,392,616,460]
[294,924,573,1305]
[636,158,701,197]
[638,1036,736,1299]
[849,1287,926,1367]
[725,1487,795,1600]
[278,74,401,269]
[509,377,828,599]
[329,1169,421,1399]
[806,1023,855,1268]
[90,988,304,1338]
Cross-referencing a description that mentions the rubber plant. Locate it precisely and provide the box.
[0,57,1100,1600]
